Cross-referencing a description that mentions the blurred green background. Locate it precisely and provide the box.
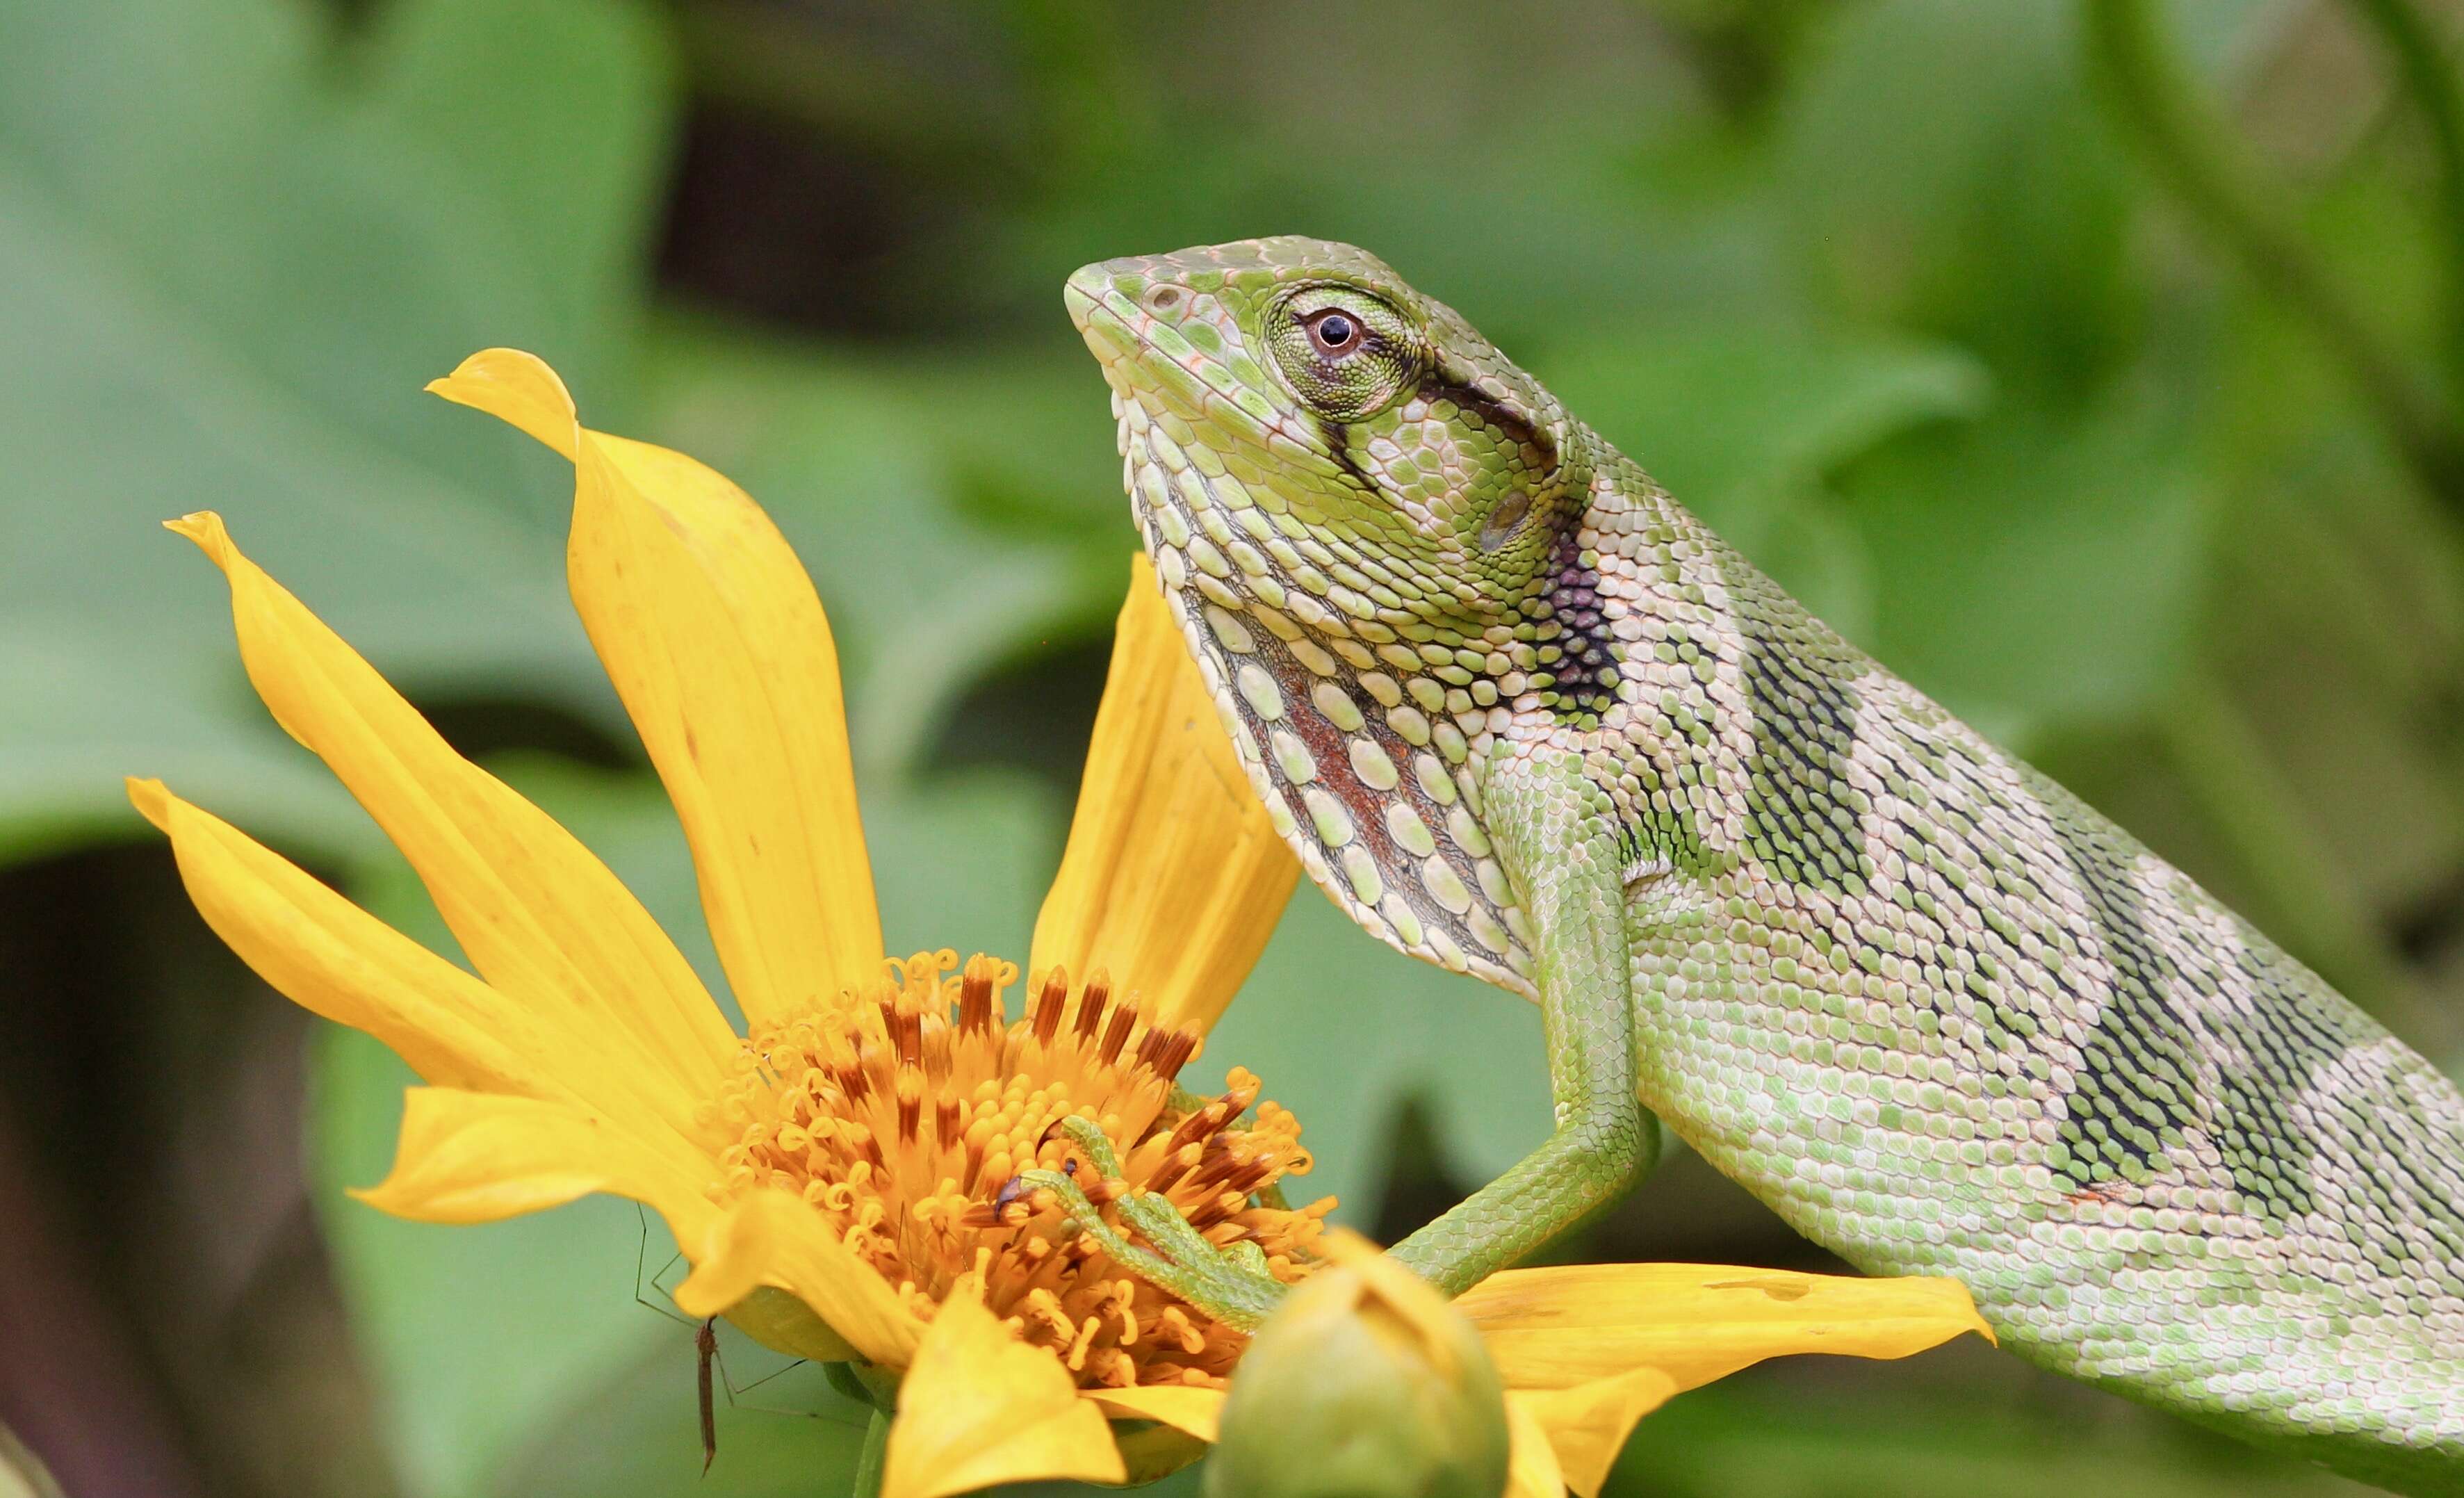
[4,0,2464,1493]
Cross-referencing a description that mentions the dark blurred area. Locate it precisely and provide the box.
[4,0,2464,1494]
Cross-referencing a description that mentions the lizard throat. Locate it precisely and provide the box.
[1114,402,1542,996]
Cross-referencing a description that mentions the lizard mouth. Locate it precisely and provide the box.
[1064,259,1164,390]
[1063,263,1127,359]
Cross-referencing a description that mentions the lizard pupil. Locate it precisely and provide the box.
[1309,311,1358,355]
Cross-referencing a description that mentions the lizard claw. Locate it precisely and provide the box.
[1013,1116,1288,1332]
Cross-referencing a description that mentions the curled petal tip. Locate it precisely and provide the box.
[125,776,171,831]
[672,1257,755,1321]
[674,1208,767,1319]
[427,348,579,459]
[163,511,232,562]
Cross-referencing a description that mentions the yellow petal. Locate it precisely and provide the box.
[131,778,532,1096]
[1031,556,1298,1033]
[721,1287,863,1366]
[1109,1422,1211,1488]
[1082,1383,1223,1444]
[1503,1396,1569,1498]
[352,1086,719,1248]
[425,348,578,459]
[1456,1263,1992,1394]
[165,512,735,1146]
[430,349,886,1030]
[1509,1367,1676,1498]
[881,1289,1125,1498]
[128,779,706,1159]
[671,1189,922,1370]
[562,428,883,1028]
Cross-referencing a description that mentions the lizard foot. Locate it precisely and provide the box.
[1014,1116,1289,1333]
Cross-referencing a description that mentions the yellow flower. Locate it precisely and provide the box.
[130,348,1989,1498]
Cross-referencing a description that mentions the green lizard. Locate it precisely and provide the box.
[1061,238,2464,1493]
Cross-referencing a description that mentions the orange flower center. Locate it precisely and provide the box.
[710,950,1328,1388]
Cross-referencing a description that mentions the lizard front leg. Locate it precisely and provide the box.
[1390,749,1660,1295]
[1031,749,1656,1316]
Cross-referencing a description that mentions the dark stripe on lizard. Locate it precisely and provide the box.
[1718,556,1874,898]
[2047,799,2322,1221]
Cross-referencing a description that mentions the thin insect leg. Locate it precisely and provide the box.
[700,1323,869,1430]
[723,1358,806,1398]
[631,1203,696,1328]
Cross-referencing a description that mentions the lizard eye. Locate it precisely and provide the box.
[1266,288,1421,422]
[1307,310,1360,357]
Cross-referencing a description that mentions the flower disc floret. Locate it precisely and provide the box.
[713,950,1328,1390]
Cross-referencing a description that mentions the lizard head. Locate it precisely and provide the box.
[1066,237,1588,630]
[1067,237,1563,997]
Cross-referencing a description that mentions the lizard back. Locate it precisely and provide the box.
[1590,452,2464,1485]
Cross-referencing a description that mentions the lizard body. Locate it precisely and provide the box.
[1067,238,2464,1493]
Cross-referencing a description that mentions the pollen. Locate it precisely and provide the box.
[708,950,1330,1388]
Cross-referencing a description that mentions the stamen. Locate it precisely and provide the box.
[896,1074,922,1146]
[708,950,1328,1392]
[1032,968,1070,1044]
[1149,1143,1202,1195]
[1135,1025,1200,1082]
[1165,1093,1238,1155]
[959,956,998,1032]
[1075,970,1112,1041]
[1099,1005,1138,1065]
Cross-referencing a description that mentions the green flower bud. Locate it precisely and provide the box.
[1204,1241,1510,1498]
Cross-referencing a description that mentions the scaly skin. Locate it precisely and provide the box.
[1066,238,2464,1494]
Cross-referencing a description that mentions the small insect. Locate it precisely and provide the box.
[697,1316,719,1475]
[632,1205,859,1474]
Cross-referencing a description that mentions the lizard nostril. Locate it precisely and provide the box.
[1141,284,1186,319]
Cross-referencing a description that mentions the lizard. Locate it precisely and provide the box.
[1058,236,2464,1494]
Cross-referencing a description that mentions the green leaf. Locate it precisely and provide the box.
[0,0,676,866]
[1606,1362,2377,1497]
[1543,323,1990,640]
[1841,392,2211,744]
[361,0,676,370]
[0,628,370,865]
[0,160,601,857]
[1548,326,1990,506]
[1777,0,2140,398]
[489,1324,873,1498]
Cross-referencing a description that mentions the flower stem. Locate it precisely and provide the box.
[851,1407,889,1498]
[2084,0,2464,508]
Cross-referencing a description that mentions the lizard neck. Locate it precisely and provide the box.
[1120,400,1581,995]
[1121,409,1713,996]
